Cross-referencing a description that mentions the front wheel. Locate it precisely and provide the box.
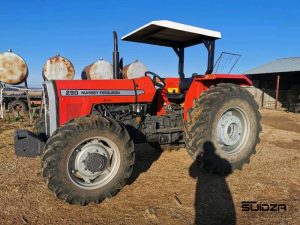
[184,83,262,174]
[41,116,135,205]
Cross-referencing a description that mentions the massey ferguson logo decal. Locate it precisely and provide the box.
[61,89,144,96]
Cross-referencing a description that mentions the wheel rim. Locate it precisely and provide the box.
[67,136,121,190]
[216,107,250,154]
[14,103,23,112]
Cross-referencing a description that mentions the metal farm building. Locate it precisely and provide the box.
[244,57,300,112]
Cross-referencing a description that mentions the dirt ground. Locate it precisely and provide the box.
[0,109,299,225]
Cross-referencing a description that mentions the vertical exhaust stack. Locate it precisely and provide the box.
[113,31,120,79]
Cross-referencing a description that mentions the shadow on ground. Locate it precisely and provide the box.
[189,141,236,225]
[127,143,162,185]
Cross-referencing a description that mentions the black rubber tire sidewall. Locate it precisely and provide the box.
[57,130,129,198]
[42,116,134,204]
[184,83,261,173]
[206,96,259,170]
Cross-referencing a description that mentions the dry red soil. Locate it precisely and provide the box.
[0,109,299,225]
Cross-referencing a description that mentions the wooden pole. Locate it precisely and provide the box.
[261,88,264,108]
[0,82,4,119]
[275,74,280,109]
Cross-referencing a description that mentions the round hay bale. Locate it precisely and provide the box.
[43,55,75,80]
[0,51,28,85]
[81,59,113,80]
[123,61,147,79]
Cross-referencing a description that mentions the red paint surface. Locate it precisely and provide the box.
[54,74,252,125]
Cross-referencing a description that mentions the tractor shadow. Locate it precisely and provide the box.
[189,141,236,225]
[127,143,162,185]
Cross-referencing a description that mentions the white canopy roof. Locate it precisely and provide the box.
[122,20,221,48]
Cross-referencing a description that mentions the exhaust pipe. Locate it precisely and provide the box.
[113,31,120,79]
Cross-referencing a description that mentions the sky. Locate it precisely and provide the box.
[1,0,300,87]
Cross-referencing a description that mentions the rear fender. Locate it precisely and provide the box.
[184,74,252,120]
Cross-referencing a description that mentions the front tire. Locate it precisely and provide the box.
[184,83,261,173]
[42,116,135,205]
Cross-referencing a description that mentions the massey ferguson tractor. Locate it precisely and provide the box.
[14,20,261,205]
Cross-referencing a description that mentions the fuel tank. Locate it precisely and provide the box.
[43,55,75,81]
[122,60,147,79]
[81,59,113,80]
[0,51,28,85]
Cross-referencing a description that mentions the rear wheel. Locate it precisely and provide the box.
[42,116,135,205]
[8,99,28,113]
[184,83,261,173]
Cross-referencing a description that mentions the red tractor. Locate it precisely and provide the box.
[14,21,261,205]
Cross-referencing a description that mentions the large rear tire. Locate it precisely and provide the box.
[41,116,135,205]
[184,83,261,173]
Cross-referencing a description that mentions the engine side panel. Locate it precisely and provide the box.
[54,76,156,125]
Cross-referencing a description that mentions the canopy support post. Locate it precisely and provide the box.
[203,40,215,74]
[173,47,185,80]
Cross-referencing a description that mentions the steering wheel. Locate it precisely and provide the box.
[145,71,165,89]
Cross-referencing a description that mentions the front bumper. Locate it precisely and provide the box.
[14,130,45,157]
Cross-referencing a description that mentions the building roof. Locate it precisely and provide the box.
[244,57,300,75]
[122,20,221,48]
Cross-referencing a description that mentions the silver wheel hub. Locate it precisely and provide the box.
[216,108,249,154]
[67,137,120,189]
[74,141,110,183]
[217,111,242,146]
